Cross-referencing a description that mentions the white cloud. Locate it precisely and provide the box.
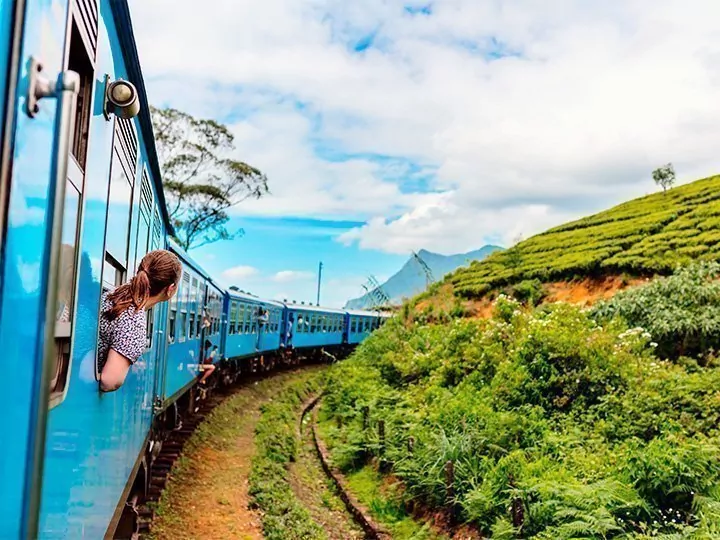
[221,265,259,281]
[130,0,720,254]
[272,270,316,283]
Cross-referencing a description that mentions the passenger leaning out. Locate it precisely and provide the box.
[99,250,182,392]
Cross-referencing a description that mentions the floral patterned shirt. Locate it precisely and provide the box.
[97,293,146,369]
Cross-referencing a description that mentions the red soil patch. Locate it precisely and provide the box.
[543,275,646,306]
[460,275,648,320]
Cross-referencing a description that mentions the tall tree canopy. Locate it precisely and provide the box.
[151,106,269,250]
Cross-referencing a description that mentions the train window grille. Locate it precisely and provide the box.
[152,207,162,250]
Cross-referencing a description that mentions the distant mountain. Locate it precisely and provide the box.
[345,246,503,309]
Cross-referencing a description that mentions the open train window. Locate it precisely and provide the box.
[50,3,98,406]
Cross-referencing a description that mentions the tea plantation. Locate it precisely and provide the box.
[447,175,720,298]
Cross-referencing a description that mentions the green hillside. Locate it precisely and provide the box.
[449,175,720,298]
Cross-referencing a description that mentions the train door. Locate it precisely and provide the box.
[0,0,80,537]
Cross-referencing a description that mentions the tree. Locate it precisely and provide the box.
[505,233,524,270]
[151,106,269,250]
[652,163,675,193]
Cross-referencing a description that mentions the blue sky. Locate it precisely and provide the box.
[129,0,720,307]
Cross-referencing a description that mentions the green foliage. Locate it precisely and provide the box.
[248,372,326,540]
[592,262,720,362]
[508,279,546,306]
[151,106,269,250]
[446,175,720,298]
[653,163,677,193]
[322,304,720,538]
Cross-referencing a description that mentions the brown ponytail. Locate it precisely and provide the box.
[105,249,182,320]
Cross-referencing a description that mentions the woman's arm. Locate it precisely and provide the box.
[100,349,132,392]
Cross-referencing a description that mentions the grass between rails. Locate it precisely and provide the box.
[150,369,321,539]
[248,368,328,540]
[424,175,720,301]
[288,412,364,539]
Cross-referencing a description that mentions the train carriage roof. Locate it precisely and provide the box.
[285,304,347,315]
[227,289,285,308]
[345,309,383,317]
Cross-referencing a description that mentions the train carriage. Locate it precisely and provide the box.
[285,303,347,350]
[224,290,284,367]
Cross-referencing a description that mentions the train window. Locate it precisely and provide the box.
[50,10,98,405]
[168,309,176,344]
[178,272,189,342]
[146,308,154,350]
[229,302,237,334]
[168,272,178,343]
[68,19,93,168]
[188,313,195,339]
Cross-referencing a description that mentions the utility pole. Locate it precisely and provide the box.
[316,261,323,306]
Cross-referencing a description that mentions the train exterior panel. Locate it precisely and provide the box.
[346,311,380,345]
[224,292,283,360]
[286,304,347,349]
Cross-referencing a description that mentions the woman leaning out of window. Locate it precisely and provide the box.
[99,250,182,392]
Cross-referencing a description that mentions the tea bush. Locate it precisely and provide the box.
[445,175,720,299]
[322,302,720,538]
[592,262,720,362]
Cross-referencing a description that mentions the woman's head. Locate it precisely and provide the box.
[105,250,182,320]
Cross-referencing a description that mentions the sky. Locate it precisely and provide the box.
[128,0,720,307]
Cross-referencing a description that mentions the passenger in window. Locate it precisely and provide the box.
[199,339,217,385]
[99,250,182,392]
[202,310,211,330]
[256,307,269,350]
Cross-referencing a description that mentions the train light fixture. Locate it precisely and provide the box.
[103,74,140,120]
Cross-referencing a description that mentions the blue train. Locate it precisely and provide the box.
[0,1,389,537]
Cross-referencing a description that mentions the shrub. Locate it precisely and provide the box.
[322,301,720,538]
[592,262,720,362]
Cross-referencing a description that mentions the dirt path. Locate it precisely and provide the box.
[150,369,324,540]
[288,407,365,540]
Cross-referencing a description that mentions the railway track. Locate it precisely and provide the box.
[135,362,308,539]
